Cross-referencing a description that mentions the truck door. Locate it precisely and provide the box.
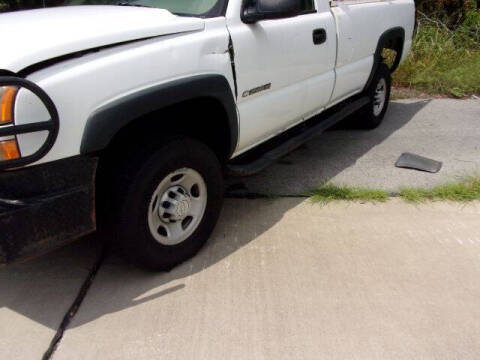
[226,0,336,155]
[329,0,384,104]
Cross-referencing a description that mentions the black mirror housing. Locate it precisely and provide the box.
[242,0,302,24]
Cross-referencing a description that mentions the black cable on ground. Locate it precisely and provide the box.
[42,244,107,360]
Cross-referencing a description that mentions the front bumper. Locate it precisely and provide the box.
[0,156,97,265]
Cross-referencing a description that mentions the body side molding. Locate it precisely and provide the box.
[80,74,238,157]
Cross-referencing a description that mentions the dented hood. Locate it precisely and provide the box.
[0,6,205,72]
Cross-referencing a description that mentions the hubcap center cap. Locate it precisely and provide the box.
[158,186,192,222]
[175,199,190,218]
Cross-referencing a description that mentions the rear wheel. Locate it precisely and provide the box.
[357,63,392,129]
[106,136,224,271]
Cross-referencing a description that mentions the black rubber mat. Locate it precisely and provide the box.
[395,152,443,173]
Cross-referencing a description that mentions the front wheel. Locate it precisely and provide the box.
[357,63,392,129]
[108,136,224,271]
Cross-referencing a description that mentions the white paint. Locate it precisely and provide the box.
[330,56,373,104]
[14,88,50,157]
[0,6,205,72]
[3,0,415,166]
[331,0,415,102]
[21,18,234,165]
[226,1,336,151]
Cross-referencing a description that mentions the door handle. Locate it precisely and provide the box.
[313,29,327,45]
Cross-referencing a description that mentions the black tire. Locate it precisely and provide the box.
[107,136,224,271]
[357,63,392,129]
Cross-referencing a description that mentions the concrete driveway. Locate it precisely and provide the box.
[229,99,480,194]
[1,99,480,359]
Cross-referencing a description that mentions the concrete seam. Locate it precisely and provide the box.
[42,244,107,360]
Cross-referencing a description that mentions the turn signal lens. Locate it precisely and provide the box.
[0,139,20,161]
[0,86,18,124]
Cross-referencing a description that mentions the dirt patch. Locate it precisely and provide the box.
[392,87,450,100]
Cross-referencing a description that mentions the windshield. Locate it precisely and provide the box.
[0,0,227,17]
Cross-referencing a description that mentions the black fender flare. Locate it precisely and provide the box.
[80,74,238,157]
[364,27,405,92]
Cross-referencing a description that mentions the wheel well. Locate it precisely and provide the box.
[378,27,405,73]
[364,27,405,91]
[381,34,405,73]
[98,96,232,164]
[94,96,232,226]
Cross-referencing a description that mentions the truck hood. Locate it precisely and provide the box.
[0,6,205,73]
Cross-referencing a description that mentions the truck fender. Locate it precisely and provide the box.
[364,27,405,92]
[80,74,239,157]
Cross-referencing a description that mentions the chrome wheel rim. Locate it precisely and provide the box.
[147,168,207,246]
[373,78,387,116]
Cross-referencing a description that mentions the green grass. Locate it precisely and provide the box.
[393,9,480,98]
[311,184,389,204]
[311,176,480,204]
[399,176,480,203]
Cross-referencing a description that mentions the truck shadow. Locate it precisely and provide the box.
[228,99,433,194]
[0,100,430,330]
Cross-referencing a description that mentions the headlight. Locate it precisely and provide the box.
[0,77,59,170]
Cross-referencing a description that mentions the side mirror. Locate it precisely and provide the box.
[242,0,302,24]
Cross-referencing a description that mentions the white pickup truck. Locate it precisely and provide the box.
[0,0,415,270]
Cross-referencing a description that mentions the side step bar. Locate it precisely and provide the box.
[227,96,370,176]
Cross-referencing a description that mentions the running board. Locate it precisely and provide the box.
[227,96,370,176]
